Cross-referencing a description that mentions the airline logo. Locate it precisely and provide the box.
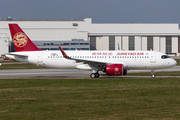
[13,32,28,47]
[115,68,119,72]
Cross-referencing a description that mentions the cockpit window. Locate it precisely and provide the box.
[161,55,170,59]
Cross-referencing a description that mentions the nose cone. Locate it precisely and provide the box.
[171,59,177,67]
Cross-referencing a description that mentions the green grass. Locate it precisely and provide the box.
[0,63,48,69]
[1,78,180,119]
[0,60,19,63]
[175,59,180,65]
[127,71,180,76]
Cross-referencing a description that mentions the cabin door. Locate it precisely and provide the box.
[150,52,156,63]
[37,53,43,65]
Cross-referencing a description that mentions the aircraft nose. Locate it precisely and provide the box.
[171,59,177,67]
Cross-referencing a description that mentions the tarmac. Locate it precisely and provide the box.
[0,66,180,79]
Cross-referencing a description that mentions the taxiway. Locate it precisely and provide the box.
[0,66,180,79]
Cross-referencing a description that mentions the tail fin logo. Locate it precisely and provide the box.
[13,32,28,47]
[115,68,119,72]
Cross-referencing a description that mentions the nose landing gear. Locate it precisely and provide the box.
[151,70,156,78]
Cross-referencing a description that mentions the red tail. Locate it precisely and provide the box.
[9,24,41,52]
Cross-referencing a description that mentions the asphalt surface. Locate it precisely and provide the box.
[0,66,180,79]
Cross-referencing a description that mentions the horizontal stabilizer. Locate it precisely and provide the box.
[6,53,28,60]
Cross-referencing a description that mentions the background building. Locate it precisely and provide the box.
[0,18,179,56]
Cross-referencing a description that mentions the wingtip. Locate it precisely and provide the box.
[59,47,68,58]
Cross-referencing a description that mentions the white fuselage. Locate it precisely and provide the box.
[7,50,177,70]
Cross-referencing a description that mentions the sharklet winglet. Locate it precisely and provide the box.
[59,47,69,58]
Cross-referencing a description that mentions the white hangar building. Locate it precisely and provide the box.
[0,18,179,56]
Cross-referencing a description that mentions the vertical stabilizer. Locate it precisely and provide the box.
[9,24,41,52]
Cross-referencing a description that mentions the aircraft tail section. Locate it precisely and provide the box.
[9,24,41,52]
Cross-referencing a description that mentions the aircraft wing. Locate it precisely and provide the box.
[59,47,128,71]
[59,47,107,66]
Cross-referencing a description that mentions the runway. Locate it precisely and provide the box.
[0,69,91,79]
[0,66,180,79]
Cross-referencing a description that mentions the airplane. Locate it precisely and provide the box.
[6,24,177,78]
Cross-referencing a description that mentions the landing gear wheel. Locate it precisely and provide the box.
[90,73,96,78]
[95,73,100,78]
[151,74,156,78]
[90,73,100,78]
[151,70,156,78]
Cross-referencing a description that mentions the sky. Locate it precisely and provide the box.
[0,0,180,24]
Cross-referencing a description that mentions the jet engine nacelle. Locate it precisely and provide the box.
[102,64,127,75]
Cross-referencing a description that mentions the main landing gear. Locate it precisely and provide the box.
[90,73,100,78]
[151,70,156,78]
